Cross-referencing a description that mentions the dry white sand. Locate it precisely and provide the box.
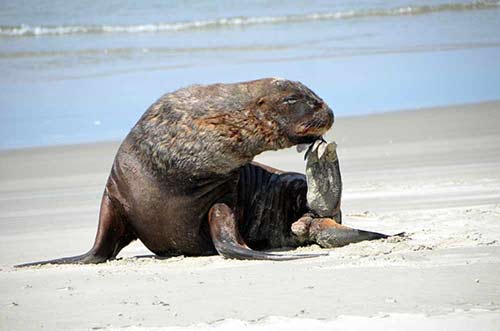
[1,101,499,330]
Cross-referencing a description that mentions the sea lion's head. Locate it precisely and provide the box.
[255,78,334,146]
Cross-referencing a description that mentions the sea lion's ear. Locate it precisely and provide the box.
[257,97,266,106]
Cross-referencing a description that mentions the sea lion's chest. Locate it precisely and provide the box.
[108,143,239,254]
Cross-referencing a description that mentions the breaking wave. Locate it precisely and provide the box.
[1,1,499,37]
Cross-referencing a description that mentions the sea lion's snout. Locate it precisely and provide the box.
[294,102,334,140]
[323,103,335,130]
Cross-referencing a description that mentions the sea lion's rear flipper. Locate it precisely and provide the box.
[292,216,403,248]
[15,188,136,268]
[208,203,326,261]
[15,252,107,268]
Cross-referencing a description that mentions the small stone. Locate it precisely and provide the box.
[412,245,432,251]
[57,286,74,291]
[475,279,480,283]
[152,300,170,306]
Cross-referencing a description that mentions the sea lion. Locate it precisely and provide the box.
[18,78,392,266]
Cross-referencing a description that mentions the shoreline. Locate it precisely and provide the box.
[1,100,499,330]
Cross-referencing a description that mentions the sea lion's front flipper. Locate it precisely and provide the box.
[292,216,397,248]
[208,203,326,261]
[305,140,342,221]
[299,139,402,247]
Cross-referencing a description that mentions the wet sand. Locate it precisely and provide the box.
[1,101,499,330]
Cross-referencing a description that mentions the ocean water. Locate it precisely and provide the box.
[1,0,499,149]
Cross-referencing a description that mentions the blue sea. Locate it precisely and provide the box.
[1,0,499,149]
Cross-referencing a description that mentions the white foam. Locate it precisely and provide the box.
[1,1,498,37]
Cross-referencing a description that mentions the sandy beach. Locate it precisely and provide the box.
[1,101,499,330]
